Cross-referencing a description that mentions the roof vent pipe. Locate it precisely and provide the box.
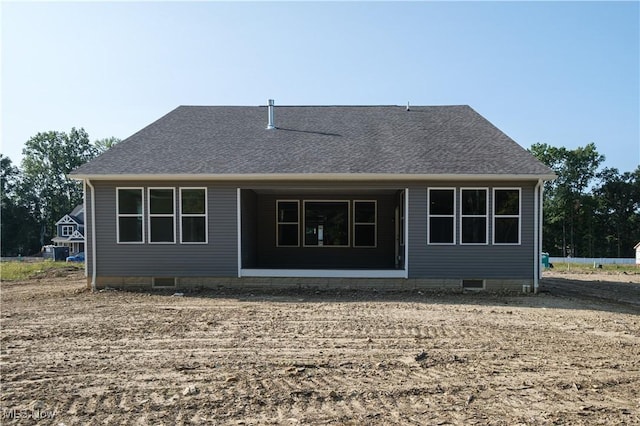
[406,101,410,111]
[266,99,275,129]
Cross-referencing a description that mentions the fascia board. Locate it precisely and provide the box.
[70,173,557,182]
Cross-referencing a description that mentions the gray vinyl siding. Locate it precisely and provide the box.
[407,182,536,279]
[85,179,537,281]
[91,181,237,277]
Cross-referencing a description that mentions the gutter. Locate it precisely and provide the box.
[70,172,558,182]
[86,179,97,292]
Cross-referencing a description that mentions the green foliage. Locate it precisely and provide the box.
[530,143,639,258]
[20,128,97,246]
[94,136,121,154]
[1,155,40,255]
[2,130,119,255]
[593,166,640,257]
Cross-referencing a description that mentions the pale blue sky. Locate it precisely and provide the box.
[2,1,639,173]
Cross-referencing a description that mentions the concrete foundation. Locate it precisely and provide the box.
[90,276,534,293]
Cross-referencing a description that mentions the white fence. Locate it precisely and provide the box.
[549,257,635,265]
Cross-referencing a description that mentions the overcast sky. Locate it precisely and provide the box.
[2,1,638,173]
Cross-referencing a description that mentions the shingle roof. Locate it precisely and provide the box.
[71,105,554,178]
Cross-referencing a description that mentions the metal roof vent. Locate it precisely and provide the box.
[266,99,276,130]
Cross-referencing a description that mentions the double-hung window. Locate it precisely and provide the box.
[61,225,74,237]
[493,188,521,244]
[276,201,299,247]
[180,188,207,243]
[428,188,455,244]
[117,188,144,243]
[461,188,488,244]
[353,201,376,247]
[148,188,175,243]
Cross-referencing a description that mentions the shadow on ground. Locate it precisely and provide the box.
[132,277,640,316]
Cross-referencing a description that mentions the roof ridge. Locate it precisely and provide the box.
[176,104,471,108]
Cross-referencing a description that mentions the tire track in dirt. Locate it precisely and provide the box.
[2,272,640,425]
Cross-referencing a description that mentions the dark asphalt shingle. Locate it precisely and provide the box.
[71,105,553,177]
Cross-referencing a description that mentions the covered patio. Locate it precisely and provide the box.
[238,188,408,278]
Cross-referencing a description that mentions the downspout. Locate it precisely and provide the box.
[404,188,409,279]
[538,181,545,293]
[83,180,88,279]
[86,179,97,292]
[237,188,242,278]
[533,179,543,294]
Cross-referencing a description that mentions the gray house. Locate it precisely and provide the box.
[51,204,85,255]
[70,102,554,292]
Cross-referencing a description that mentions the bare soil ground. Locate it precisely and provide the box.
[1,271,638,425]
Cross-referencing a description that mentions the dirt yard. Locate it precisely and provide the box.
[1,270,638,425]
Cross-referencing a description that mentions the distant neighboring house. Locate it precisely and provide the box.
[635,242,640,265]
[52,205,85,255]
[70,101,555,292]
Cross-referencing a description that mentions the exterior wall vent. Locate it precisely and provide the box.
[153,277,177,288]
[462,279,484,290]
[266,99,276,130]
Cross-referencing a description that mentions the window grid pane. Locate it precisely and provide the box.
[461,189,487,244]
[276,201,299,246]
[495,217,519,244]
[180,188,207,244]
[428,189,455,244]
[182,217,206,243]
[149,188,175,243]
[429,217,454,244]
[182,189,206,214]
[354,224,376,247]
[117,188,143,243]
[118,217,143,243]
[354,201,376,247]
[118,189,143,214]
[494,189,520,244]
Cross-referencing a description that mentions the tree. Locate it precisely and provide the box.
[94,136,121,154]
[529,143,605,256]
[593,166,640,257]
[1,154,19,199]
[20,128,98,246]
[1,155,40,255]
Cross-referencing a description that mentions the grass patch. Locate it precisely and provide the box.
[547,262,638,274]
[0,261,83,281]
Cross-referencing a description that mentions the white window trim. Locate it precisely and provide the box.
[147,187,176,244]
[460,187,489,245]
[427,187,456,245]
[61,225,74,237]
[180,187,208,244]
[116,187,144,244]
[276,200,300,247]
[303,200,351,248]
[353,200,377,248]
[493,187,522,245]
